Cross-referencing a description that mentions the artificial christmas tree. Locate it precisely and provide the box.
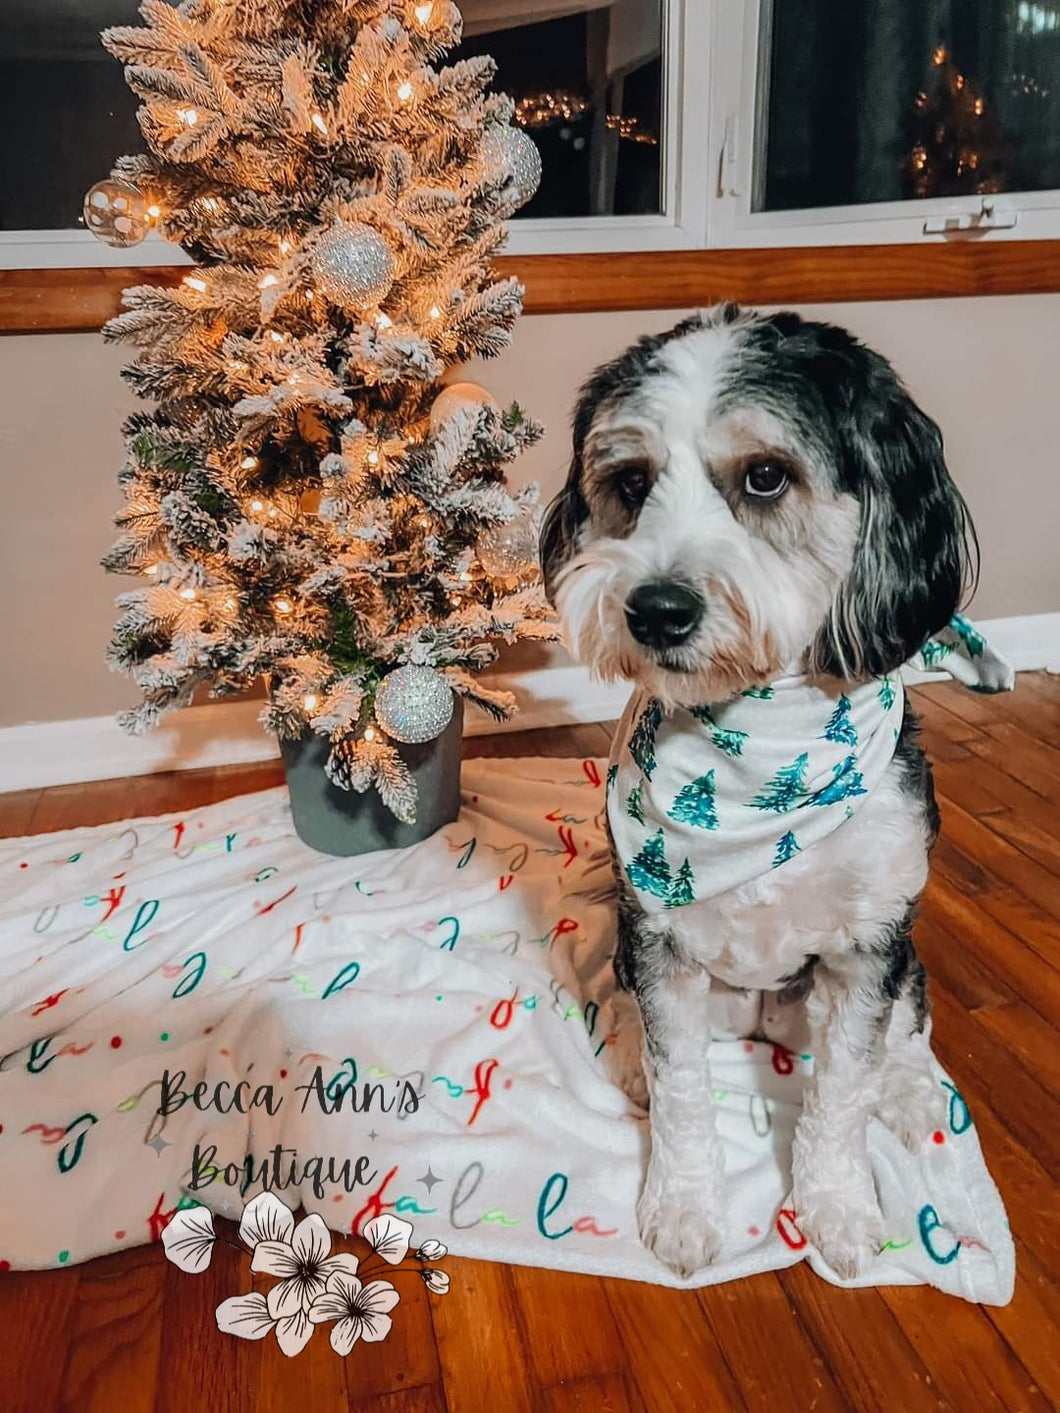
[91,0,557,851]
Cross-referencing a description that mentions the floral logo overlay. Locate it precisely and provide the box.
[161,1192,449,1357]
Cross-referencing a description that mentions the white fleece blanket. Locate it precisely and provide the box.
[0,758,1013,1304]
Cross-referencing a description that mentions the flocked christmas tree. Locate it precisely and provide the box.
[89,0,557,823]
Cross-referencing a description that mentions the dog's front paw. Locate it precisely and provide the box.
[794,1189,885,1281]
[637,1179,724,1278]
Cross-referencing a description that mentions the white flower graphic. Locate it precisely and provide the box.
[308,1270,401,1356]
[161,1205,216,1273]
[251,1211,359,1317]
[160,1188,449,1358]
[361,1213,413,1264]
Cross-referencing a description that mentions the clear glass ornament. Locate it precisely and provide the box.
[82,178,150,247]
[312,222,394,310]
[477,507,539,580]
[375,665,454,744]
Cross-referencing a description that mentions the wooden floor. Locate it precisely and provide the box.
[2,677,1058,1413]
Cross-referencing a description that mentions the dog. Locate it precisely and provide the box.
[540,305,978,1281]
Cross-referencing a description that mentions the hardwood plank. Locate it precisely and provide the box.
[0,1267,81,1413]
[342,1243,442,1405]
[695,1273,848,1413]
[922,871,1060,1030]
[464,722,611,761]
[509,1267,627,1388]
[7,241,1060,333]
[602,1281,744,1413]
[0,787,41,838]
[930,986,1060,1192]
[878,1285,1049,1413]
[359,1387,449,1413]
[542,1372,643,1413]
[775,1265,944,1412]
[965,722,1060,805]
[429,1260,531,1413]
[430,1258,534,1413]
[155,1223,260,1413]
[57,1244,165,1413]
[915,907,1020,1015]
[987,1244,1060,1409]
[933,820,1060,969]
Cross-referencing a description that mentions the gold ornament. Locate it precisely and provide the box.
[83,178,150,247]
[429,381,500,431]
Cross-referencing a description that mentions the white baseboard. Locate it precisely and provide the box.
[1,613,1056,793]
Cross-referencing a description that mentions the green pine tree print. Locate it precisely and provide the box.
[629,699,663,779]
[665,858,696,909]
[920,637,954,667]
[606,763,618,792]
[667,770,720,829]
[950,613,985,659]
[690,705,747,757]
[812,754,867,806]
[750,752,810,813]
[626,828,673,899]
[627,782,645,824]
[742,685,774,700]
[772,831,801,867]
[821,694,858,747]
[878,677,896,711]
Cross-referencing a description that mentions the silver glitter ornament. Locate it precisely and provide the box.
[477,507,539,580]
[83,177,150,247]
[483,127,542,208]
[312,222,394,311]
[375,665,454,744]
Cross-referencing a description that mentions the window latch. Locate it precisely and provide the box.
[922,198,1018,235]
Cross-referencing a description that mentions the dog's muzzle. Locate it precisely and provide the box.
[625,580,704,651]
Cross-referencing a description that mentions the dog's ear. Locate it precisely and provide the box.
[539,450,587,605]
[813,347,979,679]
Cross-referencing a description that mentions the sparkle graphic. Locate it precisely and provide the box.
[148,1133,172,1158]
[416,1166,442,1194]
[367,1130,379,1142]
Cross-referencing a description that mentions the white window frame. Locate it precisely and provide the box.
[0,0,705,270]
[3,0,1058,269]
[706,0,1060,248]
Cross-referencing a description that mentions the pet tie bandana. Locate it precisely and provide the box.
[608,615,1013,913]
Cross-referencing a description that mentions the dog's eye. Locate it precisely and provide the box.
[614,464,650,508]
[743,461,790,501]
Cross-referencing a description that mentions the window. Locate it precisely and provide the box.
[710,0,1060,246]
[0,0,691,268]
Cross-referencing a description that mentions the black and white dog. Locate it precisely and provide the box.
[540,305,978,1281]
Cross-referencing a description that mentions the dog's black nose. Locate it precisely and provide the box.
[625,580,704,649]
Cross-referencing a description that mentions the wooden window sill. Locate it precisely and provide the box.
[1,241,1059,333]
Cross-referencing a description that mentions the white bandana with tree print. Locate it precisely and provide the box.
[607,615,1012,913]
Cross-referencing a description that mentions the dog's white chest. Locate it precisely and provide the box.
[658,765,932,989]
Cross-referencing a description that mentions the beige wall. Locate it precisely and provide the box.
[3,294,1059,730]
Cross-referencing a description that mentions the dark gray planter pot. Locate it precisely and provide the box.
[280,700,463,856]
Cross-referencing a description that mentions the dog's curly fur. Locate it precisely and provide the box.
[540,306,978,1280]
